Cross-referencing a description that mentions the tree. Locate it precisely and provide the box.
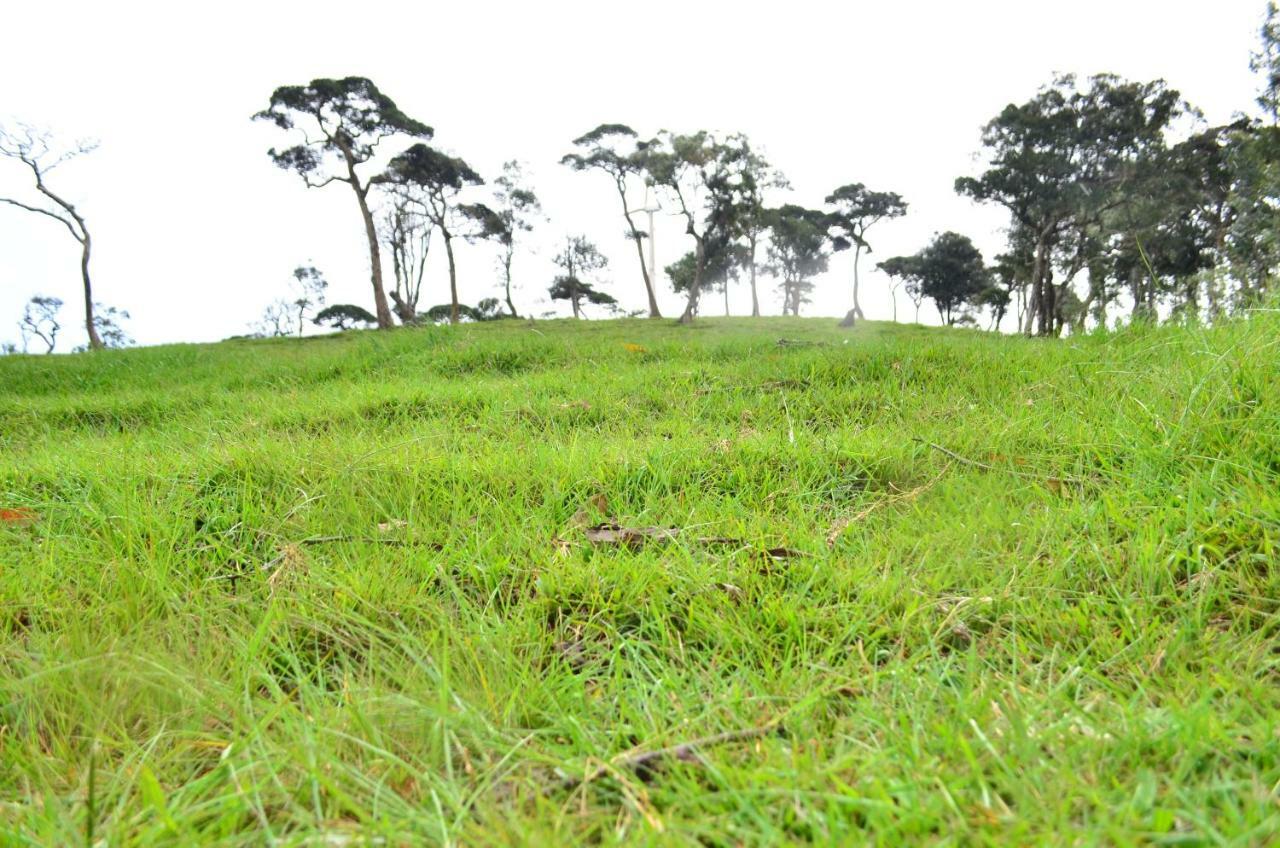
[381,195,431,323]
[645,131,745,323]
[314,303,378,330]
[764,205,831,316]
[386,143,499,325]
[1254,2,1280,123]
[974,283,1012,330]
[825,183,908,321]
[550,235,614,318]
[562,124,662,317]
[289,266,328,336]
[665,233,742,318]
[956,74,1184,335]
[90,304,132,348]
[19,295,62,354]
[877,255,924,323]
[492,161,543,317]
[422,297,509,323]
[711,135,788,317]
[0,125,104,349]
[256,301,291,337]
[913,232,989,325]
[254,77,432,329]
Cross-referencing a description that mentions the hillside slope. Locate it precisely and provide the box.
[2,315,1278,843]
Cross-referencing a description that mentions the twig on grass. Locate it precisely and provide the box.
[556,722,779,793]
[912,438,1086,486]
[826,464,951,546]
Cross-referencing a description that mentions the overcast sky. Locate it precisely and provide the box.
[0,0,1266,349]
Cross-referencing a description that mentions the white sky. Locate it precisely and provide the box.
[0,0,1266,349]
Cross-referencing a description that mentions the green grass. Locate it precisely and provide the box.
[1,313,1278,845]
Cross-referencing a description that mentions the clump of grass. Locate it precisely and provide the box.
[1,313,1278,843]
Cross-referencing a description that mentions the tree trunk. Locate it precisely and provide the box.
[724,279,730,317]
[748,235,760,317]
[503,251,518,317]
[619,182,661,318]
[80,232,102,350]
[679,236,705,324]
[851,244,866,320]
[443,232,459,325]
[352,183,393,329]
[1027,235,1049,336]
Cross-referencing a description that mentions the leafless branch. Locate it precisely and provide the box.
[0,196,78,239]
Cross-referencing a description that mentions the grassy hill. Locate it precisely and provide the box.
[2,314,1278,844]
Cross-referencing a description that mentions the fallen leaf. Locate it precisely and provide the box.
[762,546,806,560]
[570,493,611,528]
[377,518,408,533]
[1043,477,1065,496]
[623,342,647,353]
[551,536,572,557]
[583,523,679,548]
[0,508,37,526]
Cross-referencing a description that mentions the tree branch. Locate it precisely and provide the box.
[0,196,80,240]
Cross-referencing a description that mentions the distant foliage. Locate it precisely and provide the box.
[314,304,377,331]
[19,295,62,354]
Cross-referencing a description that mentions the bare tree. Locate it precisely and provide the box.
[381,196,431,323]
[256,301,292,337]
[19,295,63,354]
[0,125,103,349]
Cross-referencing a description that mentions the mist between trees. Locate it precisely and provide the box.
[7,6,1280,351]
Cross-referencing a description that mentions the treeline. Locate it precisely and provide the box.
[6,6,1280,351]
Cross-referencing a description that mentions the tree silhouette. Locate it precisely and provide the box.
[562,124,662,317]
[255,77,432,329]
[0,125,103,349]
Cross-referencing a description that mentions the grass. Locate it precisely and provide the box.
[1,312,1278,845]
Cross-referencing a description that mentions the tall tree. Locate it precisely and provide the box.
[19,295,62,354]
[956,74,1184,335]
[764,205,831,316]
[562,124,662,317]
[825,183,908,322]
[254,77,432,329]
[550,235,613,318]
[719,135,787,317]
[386,143,500,324]
[0,125,103,349]
[492,161,543,317]
[645,131,743,323]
